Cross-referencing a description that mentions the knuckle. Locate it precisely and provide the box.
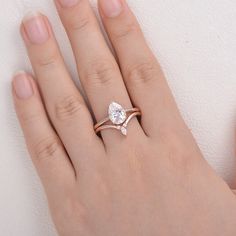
[85,60,116,87]
[55,95,85,121]
[112,22,138,40]
[66,12,91,32]
[34,136,62,160]
[130,145,145,173]
[69,17,90,32]
[36,49,59,69]
[19,112,41,126]
[158,126,194,170]
[55,198,89,235]
[158,125,183,147]
[166,144,194,175]
[167,142,189,164]
[126,61,158,85]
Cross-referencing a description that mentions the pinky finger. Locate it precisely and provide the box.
[12,71,75,200]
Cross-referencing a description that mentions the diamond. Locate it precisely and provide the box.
[120,126,127,136]
[108,102,127,125]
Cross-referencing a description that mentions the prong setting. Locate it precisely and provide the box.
[108,102,127,125]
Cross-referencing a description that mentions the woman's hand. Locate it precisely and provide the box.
[12,0,236,235]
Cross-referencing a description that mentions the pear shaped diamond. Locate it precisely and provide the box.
[108,102,127,125]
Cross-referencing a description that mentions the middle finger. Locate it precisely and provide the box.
[55,0,145,145]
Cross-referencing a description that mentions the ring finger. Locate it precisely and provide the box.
[55,0,145,145]
[98,0,186,138]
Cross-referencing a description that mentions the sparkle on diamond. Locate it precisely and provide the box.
[108,102,127,125]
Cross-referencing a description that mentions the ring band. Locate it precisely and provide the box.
[95,111,141,136]
[94,102,141,136]
[94,107,140,130]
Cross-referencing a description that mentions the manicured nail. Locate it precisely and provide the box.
[100,0,123,18]
[13,71,33,99]
[57,0,79,8]
[23,12,49,44]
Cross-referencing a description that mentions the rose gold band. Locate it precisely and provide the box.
[95,111,141,135]
[94,107,140,130]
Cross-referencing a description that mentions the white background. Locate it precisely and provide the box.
[1,0,236,235]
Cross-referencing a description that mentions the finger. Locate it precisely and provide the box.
[98,0,185,137]
[12,71,75,200]
[54,0,144,144]
[21,12,103,167]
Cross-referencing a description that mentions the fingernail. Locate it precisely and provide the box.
[57,0,79,8]
[100,0,123,18]
[13,71,34,99]
[23,12,49,44]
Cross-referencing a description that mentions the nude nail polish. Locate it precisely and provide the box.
[100,0,123,18]
[23,12,49,44]
[13,71,33,99]
[58,0,79,8]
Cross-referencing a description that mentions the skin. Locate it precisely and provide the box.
[12,0,236,235]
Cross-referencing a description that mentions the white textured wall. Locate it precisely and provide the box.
[1,0,236,235]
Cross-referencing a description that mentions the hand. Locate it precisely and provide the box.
[12,0,236,235]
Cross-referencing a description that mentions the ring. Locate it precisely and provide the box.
[94,102,141,136]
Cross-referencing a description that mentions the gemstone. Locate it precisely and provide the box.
[108,102,127,125]
[120,126,127,136]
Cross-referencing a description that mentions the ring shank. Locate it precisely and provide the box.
[94,107,140,130]
[95,111,141,134]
